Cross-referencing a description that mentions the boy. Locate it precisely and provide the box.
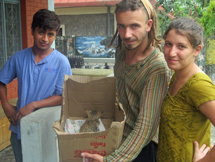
[0,9,72,162]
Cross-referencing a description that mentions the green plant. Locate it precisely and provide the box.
[200,1,215,36]
[155,0,205,36]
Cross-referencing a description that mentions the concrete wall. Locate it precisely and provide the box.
[55,6,116,15]
[58,14,115,37]
[21,106,61,162]
[55,6,116,37]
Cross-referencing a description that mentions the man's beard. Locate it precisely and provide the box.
[124,43,138,50]
[122,38,137,50]
[122,33,147,50]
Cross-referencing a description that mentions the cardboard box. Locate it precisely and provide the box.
[53,75,126,162]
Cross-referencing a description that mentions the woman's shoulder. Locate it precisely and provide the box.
[188,72,214,86]
[185,72,215,96]
[174,72,214,97]
[185,72,215,108]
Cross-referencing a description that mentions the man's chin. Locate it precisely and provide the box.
[124,44,137,51]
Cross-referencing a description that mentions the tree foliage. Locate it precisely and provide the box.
[154,0,207,36]
[200,0,215,36]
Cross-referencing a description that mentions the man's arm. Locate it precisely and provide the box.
[0,81,17,125]
[82,73,169,162]
[82,72,169,162]
[105,73,168,161]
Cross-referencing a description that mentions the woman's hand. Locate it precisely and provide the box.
[193,141,210,162]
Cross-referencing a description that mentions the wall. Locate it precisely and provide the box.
[55,6,116,37]
[58,14,115,37]
[21,106,61,162]
[55,6,116,15]
[21,0,48,48]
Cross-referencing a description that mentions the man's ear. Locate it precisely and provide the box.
[194,45,202,57]
[146,19,153,32]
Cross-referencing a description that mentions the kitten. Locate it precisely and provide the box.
[80,109,103,133]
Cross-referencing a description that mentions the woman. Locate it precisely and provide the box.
[157,17,215,162]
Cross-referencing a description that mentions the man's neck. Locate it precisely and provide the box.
[125,42,154,66]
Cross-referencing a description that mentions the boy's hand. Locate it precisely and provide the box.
[16,102,36,123]
[3,103,17,126]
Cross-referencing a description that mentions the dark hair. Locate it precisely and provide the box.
[109,0,161,50]
[31,9,61,32]
[163,17,203,48]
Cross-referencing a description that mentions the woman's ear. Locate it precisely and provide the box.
[146,19,153,32]
[193,45,202,57]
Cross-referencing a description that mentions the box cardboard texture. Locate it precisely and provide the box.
[53,75,126,162]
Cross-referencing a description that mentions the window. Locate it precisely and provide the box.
[57,24,65,36]
[0,0,22,69]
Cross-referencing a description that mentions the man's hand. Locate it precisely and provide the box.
[2,103,17,126]
[193,141,210,162]
[16,102,36,123]
[81,153,103,162]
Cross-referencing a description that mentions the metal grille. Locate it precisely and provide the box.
[0,0,21,70]
[5,2,21,60]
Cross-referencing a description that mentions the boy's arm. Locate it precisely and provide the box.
[0,81,17,126]
[16,95,62,122]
